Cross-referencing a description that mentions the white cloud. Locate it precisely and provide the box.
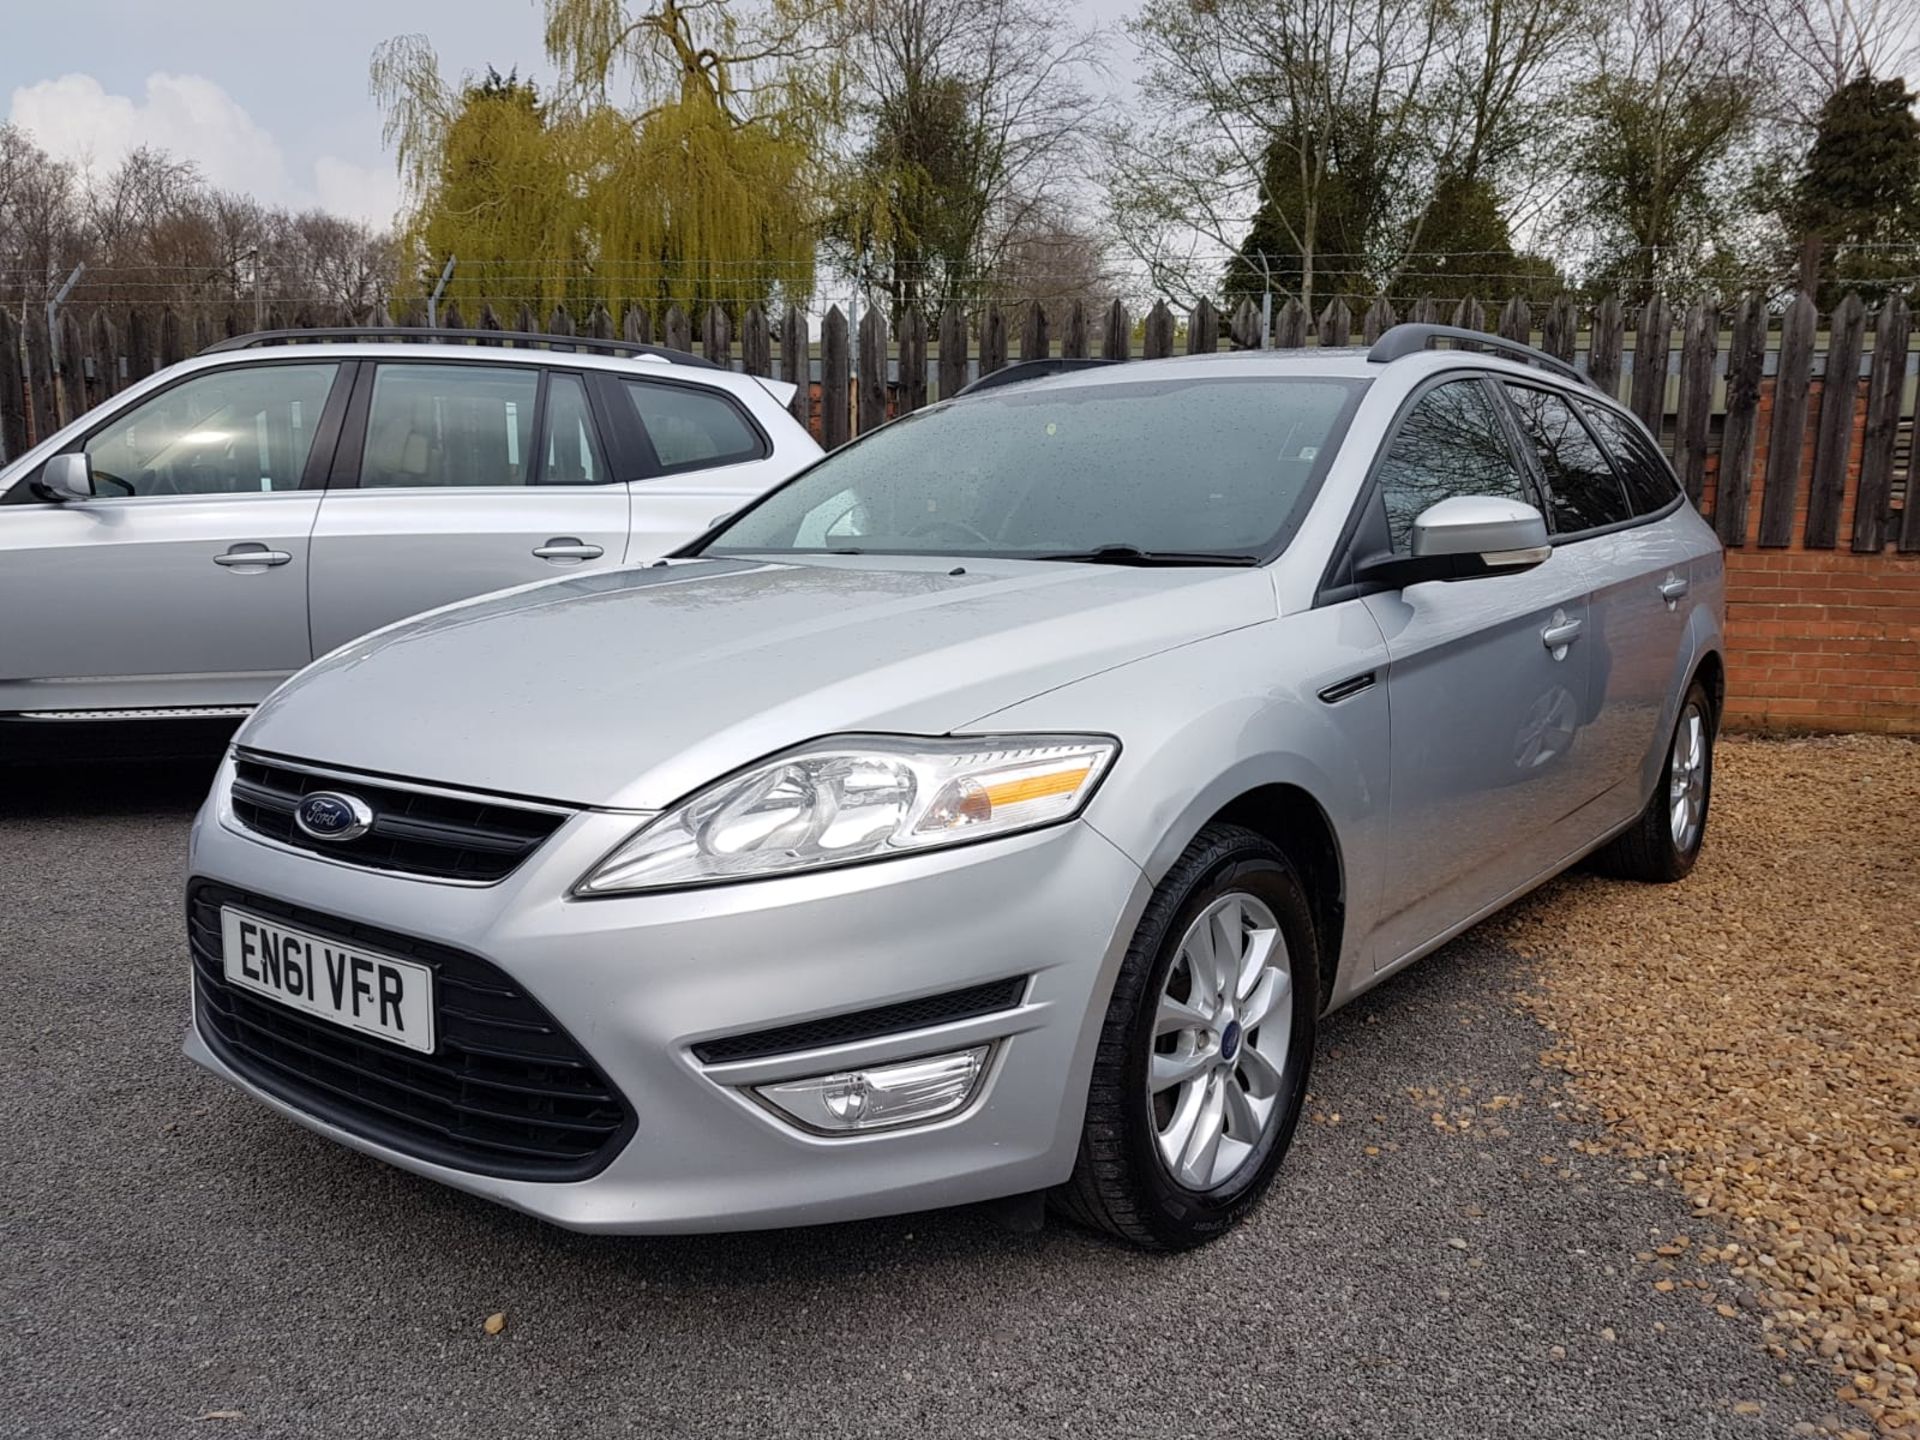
[8,71,400,228]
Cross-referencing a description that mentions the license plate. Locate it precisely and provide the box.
[220,908,435,1055]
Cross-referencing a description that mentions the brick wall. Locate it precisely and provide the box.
[1708,379,1920,735]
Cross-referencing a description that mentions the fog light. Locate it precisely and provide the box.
[754,1046,991,1134]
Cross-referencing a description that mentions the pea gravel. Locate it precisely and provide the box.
[0,756,1853,1439]
[1491,735,1920,1439]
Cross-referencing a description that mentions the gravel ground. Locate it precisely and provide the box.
[0,757,1846,1440]
[1492,735,1920,1439]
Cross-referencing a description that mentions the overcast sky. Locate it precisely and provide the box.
[2,0,1136,229]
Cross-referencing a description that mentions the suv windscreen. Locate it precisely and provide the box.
[701,376,1366,561]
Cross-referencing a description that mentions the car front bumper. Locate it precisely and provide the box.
[183,766,1151,1233]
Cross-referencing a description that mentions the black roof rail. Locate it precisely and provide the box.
[1366,324,1590,389]
[953,357,1120,397]
[198,327,722,369]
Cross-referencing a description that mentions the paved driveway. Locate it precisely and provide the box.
[1,761,1832,1439]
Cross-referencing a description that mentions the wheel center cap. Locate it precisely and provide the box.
[1220,1019,1243,1063]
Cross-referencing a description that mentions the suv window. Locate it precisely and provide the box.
[1503,383,1633,534]
[1376,378,1534,554]
[1579,401,1680,516]
[541,373,604,484]
[81,362,339,497]
[623,381,763,472]
[360,364,538,488]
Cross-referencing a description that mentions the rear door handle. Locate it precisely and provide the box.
[1659,574,1689,604]
[1541,614,1583,653]
[533,539,605,562]
[213,545,292,568]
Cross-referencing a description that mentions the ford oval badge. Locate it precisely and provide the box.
[293,790,374,843]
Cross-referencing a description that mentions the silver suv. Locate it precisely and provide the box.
[0,329,819,751]
[182,327,1724,1249]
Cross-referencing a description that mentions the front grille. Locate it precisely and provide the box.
[692,977,1029,1064]
[230,751,569,882]
[189,882,634,1180]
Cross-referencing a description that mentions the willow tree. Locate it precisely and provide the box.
[373,0,841,320]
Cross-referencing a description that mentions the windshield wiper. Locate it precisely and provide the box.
[1032,545,1260,567]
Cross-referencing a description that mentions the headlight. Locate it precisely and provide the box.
[574,733,1118,895]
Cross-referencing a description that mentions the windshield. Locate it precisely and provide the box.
[700,375,1367,562]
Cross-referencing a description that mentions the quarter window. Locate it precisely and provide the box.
[360,364,538,488]
[1579,402,1681,516]
[623,381,763,472]
[1503,384,1633,534]
[541,374,604,484]
[1376,379,1534,554]
[80,363,338,497]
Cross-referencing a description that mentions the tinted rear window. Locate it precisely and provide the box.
[1580,401,1681,516]
[1503,383,1633,533]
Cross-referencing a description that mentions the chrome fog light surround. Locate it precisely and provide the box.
[752,1045,993,1135]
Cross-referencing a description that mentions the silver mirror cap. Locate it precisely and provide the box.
[40,452,94,502]
[1411,495,1550,568]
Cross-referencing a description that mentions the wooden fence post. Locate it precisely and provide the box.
[1803,292,1866,549]
[741,304,771,378]
[898,304,927,414]
[1318,298,1351,347]
[1541,295,1577,364]
[1715,292,1768,547]
[1452,295,1484,332]
[623,304,652,346]
[515,302,537,335]
[0,311,24,463]
[664,304,690,352]
[1274,298,1305,347]
[440,300,466,336]
[90,311,119,401]
[1587,295,1624,398]
[1853,295,1911,553]
[56,310,85,425]
[703,303,732,366]
[937,303,968,397]
[857,306,887,435]
[780,305,810,429]
[588,302,615,341]
[1020,303,1050,361]
[1759,293,1817,548]
[24,314,55,443]
[1103,300,1132,360]
[980,303,1007,375]
[158,309,185,369]
[1629,295,1671,437]
[1673,300,1718,506]
[820,305,850,449]
[1143,300,1174,358]
[1229,299,1259,350]
[1188,299,1219,354]
[1411,297,1443,326]
[1497,296,1529,344]
[478,302,503,333]
[1061,300,1088,359]
[548,304,575,339]
[1361,297,1396,344]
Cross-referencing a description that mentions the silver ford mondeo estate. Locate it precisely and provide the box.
[185,327,1725,1249]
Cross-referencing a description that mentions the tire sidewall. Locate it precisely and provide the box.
[1667,680,1716,871]
[1122,846,1319,1245]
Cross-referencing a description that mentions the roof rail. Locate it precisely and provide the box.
[199,327,722,369]
[953,357,1120,397]
[1366,324,1589,389]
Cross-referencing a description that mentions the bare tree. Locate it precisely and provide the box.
[1738,0,1920,122]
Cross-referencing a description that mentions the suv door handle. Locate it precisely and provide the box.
[1659,573,1689,604]
[533,539,604,562]
[1541,614,1583,653]
[213,545,292,567]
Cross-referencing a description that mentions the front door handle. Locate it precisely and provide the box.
[533,539,605,563]
[213,544,292,568]
[1541,613,1583,655]
[1659,573,1689,605]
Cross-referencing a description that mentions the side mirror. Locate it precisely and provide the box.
[37,452,95,502]
[1356,496,1550,588]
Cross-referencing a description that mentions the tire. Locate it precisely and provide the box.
[1053,823,1319,1250]
[1593,678,1716,883]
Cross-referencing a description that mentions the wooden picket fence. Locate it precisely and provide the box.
[4,289,1916,555]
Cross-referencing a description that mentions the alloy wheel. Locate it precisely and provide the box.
[1669,702,1708,852]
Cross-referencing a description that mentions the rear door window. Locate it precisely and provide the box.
[359,364,538,488]
[623,381,765,473]
[1579,401,1681,515]
[1502,383,1633,535]
[1375,378,1535,554]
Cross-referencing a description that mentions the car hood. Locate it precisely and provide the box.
[241,555,1275,809]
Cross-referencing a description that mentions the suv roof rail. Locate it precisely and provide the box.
[953,357,1120,397]
[1366,324,1590,389]
[199,327,722,369]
